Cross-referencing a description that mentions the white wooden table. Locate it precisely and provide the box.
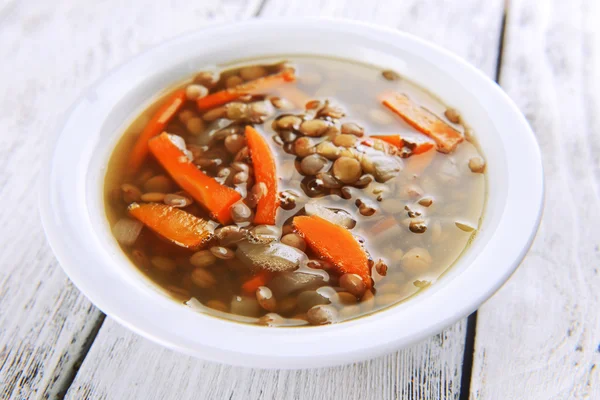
[1,0,598,398]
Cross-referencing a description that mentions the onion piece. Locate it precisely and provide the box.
[268,271,326,299]
[236,241,306,272]
[304,203,356,229]
[112,218,143,246]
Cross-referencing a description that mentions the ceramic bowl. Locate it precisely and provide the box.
[40,18,544,369]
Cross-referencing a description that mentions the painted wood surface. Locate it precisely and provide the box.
[470,0,600,399]
[0,1,262,399]
[60,1,504,399]
[9,0,596,399]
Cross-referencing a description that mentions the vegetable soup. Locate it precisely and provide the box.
[105,56,486,326]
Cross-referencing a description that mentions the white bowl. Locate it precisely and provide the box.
[40,18,543,369]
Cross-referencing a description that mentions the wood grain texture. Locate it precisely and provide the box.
[63,1,504,399]
[0,1,261,399]
[65,321,466,400]
[470,0,600,399]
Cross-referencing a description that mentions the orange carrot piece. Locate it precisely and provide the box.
[127,89,187,175]
[293,215,372,288]
[380,92,463,153]
[196,70,296,111]
[241,270,273,295]
[148,133,241,224]
[245,126,278,225]
[371,135,404,149]
[405,147,436,175]
[411,141,435,155]
[128,202,214,249]
[370,134,434,155]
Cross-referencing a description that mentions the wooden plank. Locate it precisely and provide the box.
[470,0,600,399]
[65,1,504,399]
[0,1,262,399]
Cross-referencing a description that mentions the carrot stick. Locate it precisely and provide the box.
[196,70,296,111]
[241,270,273,294]
[148,133,241,224]
[293,215,372,288]
[128,202,215,249]
[371,134,435,156]
[380,92,463,153]
[127,89,187,175]
[371,135,404,149]
[410,141,435,155]
[245,126,278,225]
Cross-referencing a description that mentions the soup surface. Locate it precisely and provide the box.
[105,56,486,326]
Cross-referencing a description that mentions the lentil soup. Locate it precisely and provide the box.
[105,56,486,327]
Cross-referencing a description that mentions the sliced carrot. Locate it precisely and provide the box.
[148,133,241,224]
[196,70,296,111]
[380,92,463,153]
[293,215,372,288]
[241,270,273,295]
[372,134,435,156]
[371,134,404,149]
[128,202,214,249]
[245,126,278,225]
[410,141,435,155]
[405,147,436,175]
[127,89,187,175]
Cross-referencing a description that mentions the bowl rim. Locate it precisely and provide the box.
[40,17,544,369]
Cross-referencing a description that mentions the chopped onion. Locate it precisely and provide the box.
[246,225,282,244]
[236,241,306,272]
[268,271,326,298]
[112,218,143,246]
[304,203,356,229]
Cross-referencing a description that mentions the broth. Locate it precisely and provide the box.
[105,56,486,326]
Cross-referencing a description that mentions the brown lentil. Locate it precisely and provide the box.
[316,141,341,160]
[333,134,358,148]
[140,192,166,202]
[339,273,366,298]
[231,202,253,223]
[444,108,461,124]
[307,304,337,325]
[193,71,218,88]
[202,106,227,122]
[240,65,268,81]
[191,268,217,288]
[121,183,142,203]
[299,119,329,137]
[185,84,208,100]
[151,256,177,273]
[468,157,486,173]
[281,233,306,251]
[375,259,388,276]
[300,154,327,176]
[276,115,302,131]
[210,246,235,260]
[294,137,316,158]
[190,250,217,269]
[256,286,277,311]
[382,69,401,81]
[144,175,174,193]
[225,75,243,88]
[332,157,362,184]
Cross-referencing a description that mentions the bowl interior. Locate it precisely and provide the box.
[41,19,542,368]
